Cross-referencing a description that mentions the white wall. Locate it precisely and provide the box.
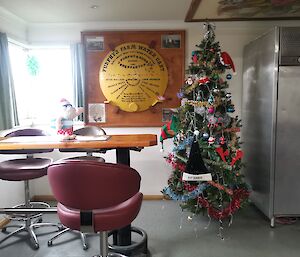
[0,7,27,43]
[1,18,300,203]
[0,9,28,210]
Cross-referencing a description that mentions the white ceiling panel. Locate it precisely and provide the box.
[0,0,192,23]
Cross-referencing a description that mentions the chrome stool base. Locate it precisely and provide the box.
[48,227,88,250]
[0,218,62,249]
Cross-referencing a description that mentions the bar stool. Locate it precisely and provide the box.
[47,126,107,249]
[59,125,107,162]
[0,128,62,249]
[47,160,143,257]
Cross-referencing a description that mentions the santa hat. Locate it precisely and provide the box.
[220,52,236,74]
[60,98,71,106]
[182,136,212,181]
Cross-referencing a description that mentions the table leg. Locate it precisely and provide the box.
[115,148,132,246]
[116,148,130,165]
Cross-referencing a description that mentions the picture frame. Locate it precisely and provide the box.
[161,34,181,49]
[88,103,106,123]
[185,0,300,22]
[86,36,104,51]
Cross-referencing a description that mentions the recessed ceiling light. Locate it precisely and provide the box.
[90,5,99,9]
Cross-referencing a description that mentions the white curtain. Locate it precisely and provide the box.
[0,32,19,130]
[70,43,85,121]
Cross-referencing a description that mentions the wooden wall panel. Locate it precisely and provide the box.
[81,30,185,127]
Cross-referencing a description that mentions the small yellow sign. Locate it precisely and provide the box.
[99,42,168,112]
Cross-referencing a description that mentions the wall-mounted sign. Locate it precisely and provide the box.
[99,42,168,112]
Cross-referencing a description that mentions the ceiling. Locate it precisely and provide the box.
[1,0,299,24]
[0,0,192,23]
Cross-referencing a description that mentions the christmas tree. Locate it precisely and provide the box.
[161,23,250,222]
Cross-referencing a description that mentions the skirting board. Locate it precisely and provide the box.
[32,195,166,202]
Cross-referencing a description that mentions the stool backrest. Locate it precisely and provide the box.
[74,126,106,136]
[0,128,53,154]
[47,160,141,210]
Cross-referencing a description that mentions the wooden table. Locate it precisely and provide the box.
[0,134,157,165]
[0,134,157,151]
[0,134,157,255]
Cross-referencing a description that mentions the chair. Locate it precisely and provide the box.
[59,126,107,162]
[47,160,143,257]
[0,128,61,249]
[48,126,107,249]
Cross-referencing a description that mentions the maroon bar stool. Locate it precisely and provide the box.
[47,160,143,257]
[48,126,107,249]
[0,128,61,249]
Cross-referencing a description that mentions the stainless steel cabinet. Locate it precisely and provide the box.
[242,27,300,227]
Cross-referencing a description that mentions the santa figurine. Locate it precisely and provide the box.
[56,98,84,138]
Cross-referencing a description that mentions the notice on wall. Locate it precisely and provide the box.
[99,42,168,112]
[88,103,106,123]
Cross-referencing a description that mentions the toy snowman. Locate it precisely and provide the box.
[56,98,84,139]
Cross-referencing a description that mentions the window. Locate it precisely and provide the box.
[8,43,73,126]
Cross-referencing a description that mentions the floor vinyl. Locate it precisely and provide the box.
[0,200,299,257]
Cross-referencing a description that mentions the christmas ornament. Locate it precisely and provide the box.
[192,54,198,64]
[198,76,210,85]
[226,74,232,80]
[208,95,214,104]
[208,136,215,144]
[194,106,206,115]
[227,106,235,113]
[202,133,209,140]
[186,77,193,85]
[181,98,188,106]
[219,136,226,145]
[207,115,217,127]
[177,91,184,99]
[226,93,232,98]
[194,130,200,137]
[208,106,215,114]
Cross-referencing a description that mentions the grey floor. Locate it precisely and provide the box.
[0,200,300,257]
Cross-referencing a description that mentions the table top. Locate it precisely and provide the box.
[0,134,157,150]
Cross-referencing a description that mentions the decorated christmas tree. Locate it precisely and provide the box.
[161,23,250,223]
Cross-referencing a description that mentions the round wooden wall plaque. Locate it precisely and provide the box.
[99,42,168,112]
